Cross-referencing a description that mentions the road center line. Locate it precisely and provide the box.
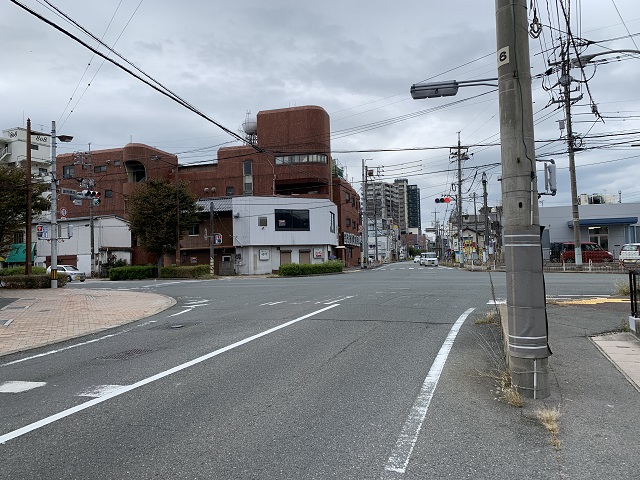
[384,307,475,475]
[0,304,339,445]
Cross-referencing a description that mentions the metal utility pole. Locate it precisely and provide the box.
[48,121,73,288]
[496,0,549,398]
[450,134,467,267]
[561,38,583,266]
[25,119,32,276]
[88,145,95,277]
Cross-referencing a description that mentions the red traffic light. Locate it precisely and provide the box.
[435,196,452,203]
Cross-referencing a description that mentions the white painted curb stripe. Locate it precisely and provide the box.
[0,304,339,445]
[384,307,474,475]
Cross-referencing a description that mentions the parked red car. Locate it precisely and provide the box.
[561,242,613,263]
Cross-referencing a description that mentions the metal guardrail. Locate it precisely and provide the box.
[630,270,639,318]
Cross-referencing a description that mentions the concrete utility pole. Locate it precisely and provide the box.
[88,145,95,277]
[482,172,489,261]
[496,0,549,398]
[361,159,369,267]
[561,38,583,266]
[209,202,215,275]
[451,134,467,267]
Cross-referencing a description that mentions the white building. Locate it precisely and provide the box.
[231,196,338,275]
[33,215,132,275]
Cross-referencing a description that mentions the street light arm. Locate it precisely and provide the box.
[410,78,499,99]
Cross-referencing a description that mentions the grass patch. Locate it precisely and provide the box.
[496,370,525,408]
[536,407,561,449]
[475,311,500,325]
[613,280,630,296]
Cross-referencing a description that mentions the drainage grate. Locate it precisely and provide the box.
[97,348,155,360]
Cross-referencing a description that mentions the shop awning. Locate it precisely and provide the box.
[4,243,36,264]
[567,217,638,228]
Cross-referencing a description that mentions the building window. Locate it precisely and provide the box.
[114,160,121,166]
[275,154,328,165]
[589,226,609,250]
[346,217,351,227]
[14,231,25,244]
[94,165,107,173]
[63,165,75,178]
[330,211,336,233]
[188,224,200,236]
[31,144,39,150]
[105,189,113,198]
[258,217,268,227]
[275,209,310,231]
[226,186,234,196]
[39,167,48,175]
[243,160,253,195]
[345,192,350,202]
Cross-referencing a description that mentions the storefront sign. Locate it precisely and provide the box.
[343,232,362,247]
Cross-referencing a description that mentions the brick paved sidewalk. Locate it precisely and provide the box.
[0,289,175,357]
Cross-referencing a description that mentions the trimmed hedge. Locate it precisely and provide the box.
[0,266,47,276]
[278,260,343,276]
[0,273,68,289]
[108,264,212,280]
[109,265,157,281]
[160,265,211,278]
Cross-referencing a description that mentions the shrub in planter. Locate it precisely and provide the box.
[278,260,343,276]
[109,265,157,280]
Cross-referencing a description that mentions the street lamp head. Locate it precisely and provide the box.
[57,135,73,143]
[410,81,459,99]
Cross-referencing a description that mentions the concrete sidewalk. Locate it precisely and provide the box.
[0,287,175,357]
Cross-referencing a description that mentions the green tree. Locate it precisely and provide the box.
[0,165,51,257]
[127,180,202,267]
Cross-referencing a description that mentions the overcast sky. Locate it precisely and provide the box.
[3,0,639,229]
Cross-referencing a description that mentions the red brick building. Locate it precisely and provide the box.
[55,106,362,272]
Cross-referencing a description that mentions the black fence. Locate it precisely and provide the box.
[630,270,640,318]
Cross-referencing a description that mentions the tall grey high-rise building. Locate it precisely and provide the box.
[406,184,421,234]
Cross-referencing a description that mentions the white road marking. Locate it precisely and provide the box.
[0,381,47,393]
[384,307,474,475]
[324,296,355,304]
[0,320,158,368]
[259,301,286,306]
[76,385,126,398]
[487,299,506,305]
[0,304,339,445]
[168,309,193,317]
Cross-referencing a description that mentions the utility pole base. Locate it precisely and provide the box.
[509,355,550,399]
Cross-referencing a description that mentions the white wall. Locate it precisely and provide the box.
[231,197,338,275]
[33,216,131,275]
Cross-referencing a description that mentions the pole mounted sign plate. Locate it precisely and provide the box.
[497,46,510,68]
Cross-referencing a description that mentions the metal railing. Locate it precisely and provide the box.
[630,270,639,318]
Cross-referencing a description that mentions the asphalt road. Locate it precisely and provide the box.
[0,265,631,479]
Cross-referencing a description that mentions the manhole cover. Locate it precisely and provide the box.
[97,348,154,360]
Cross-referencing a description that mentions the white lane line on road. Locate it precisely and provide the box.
[0,320,159,368]
[384,307,475,475]
[259,301,286,306]
[0,381,47,393]
[324,296,355,304]
[0,304,340,445]
[168,309,193,317]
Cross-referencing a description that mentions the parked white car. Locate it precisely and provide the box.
[420,252,438,267]
[619,243,640,268]
[413,255,421,263]
[46,265,86,282]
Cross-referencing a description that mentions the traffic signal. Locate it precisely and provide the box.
[214,233,222,244]
[82,190,101,205]
[435,196,451,203]
[36,224,45,238]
